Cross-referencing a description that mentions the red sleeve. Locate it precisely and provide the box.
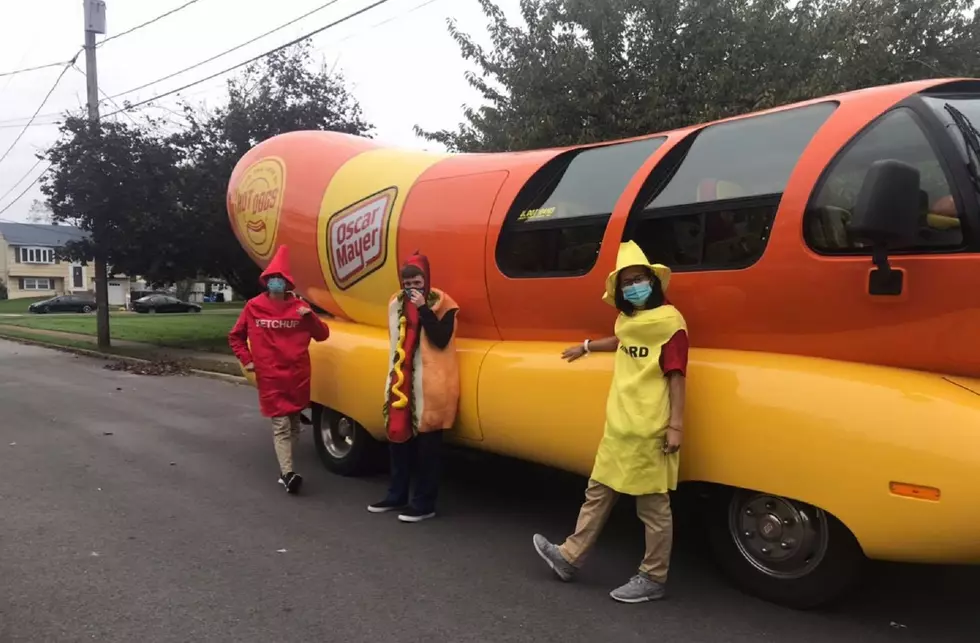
[659,329,689,377]
[306,313,330,342]
[228,304,253,366]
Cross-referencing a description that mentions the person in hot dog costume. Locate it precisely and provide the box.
[369,252,460,523]
[228,245,330,494]
[533,241,689,603]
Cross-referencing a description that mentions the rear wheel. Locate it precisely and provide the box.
[81,305,93,313]
[311,405,383,476]
[707,486,865,609]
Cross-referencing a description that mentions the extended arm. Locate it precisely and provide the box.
[562,336,618,362]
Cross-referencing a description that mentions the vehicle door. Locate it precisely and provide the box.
[798,89,980,376]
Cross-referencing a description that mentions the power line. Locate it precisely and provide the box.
[0,158,44,206]
[102,0,346,104]
[104,0,394,118]
[71,65,139,127]
[0,58,74,79]
[0,1,203,80]
[0,164,49,219]
[0,53,80,170]
[0,0,347,125]
[98,0,203,47]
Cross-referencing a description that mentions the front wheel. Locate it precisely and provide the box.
[311,405,383,476]
[706,486,865,609]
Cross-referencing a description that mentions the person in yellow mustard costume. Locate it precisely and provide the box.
[533,240,689,604]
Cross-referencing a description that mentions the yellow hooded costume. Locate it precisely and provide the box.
[591,241,687,496]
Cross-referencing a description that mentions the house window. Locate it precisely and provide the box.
[495,136,666,277]
[18,247,56,264]
[627,101,838,271]
[22,278,52,291]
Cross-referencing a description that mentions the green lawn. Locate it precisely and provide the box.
[0,297,241,315]
[0,297,46,313]
[0,312,237,353]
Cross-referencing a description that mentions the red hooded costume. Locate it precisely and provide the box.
[228,245,330,417]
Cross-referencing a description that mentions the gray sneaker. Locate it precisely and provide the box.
[609,574,666,603]
[532,534,577,582]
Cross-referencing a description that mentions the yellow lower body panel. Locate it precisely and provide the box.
[292,320,980,566]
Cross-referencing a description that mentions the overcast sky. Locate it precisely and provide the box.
[0,0,522,222]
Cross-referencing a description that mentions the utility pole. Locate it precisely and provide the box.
[83,0,110,349]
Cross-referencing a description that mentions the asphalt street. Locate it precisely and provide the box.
[0,339,974,643]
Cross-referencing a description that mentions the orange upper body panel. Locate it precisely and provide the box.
[228,78,980,377]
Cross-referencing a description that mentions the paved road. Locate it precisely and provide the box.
[0,340,974,643]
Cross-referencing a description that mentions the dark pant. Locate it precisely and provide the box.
[385,431,443,513]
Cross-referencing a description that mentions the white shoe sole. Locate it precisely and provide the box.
[609,593,665,604]
[367,505,402,514]
[397,512,436,523]
[532,536,573,582]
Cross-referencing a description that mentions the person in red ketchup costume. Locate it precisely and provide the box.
[228,245,330,494]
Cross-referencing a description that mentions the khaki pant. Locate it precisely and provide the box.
[558,478,673,582]
[271,414,301,475]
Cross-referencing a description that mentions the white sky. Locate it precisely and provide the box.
[0,0,523,222]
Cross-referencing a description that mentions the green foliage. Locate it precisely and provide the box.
[41,115,191,284]
[0,279,7,300]
[417,0,980,152]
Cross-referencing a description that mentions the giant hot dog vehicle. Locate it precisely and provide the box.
[228,79,980,608]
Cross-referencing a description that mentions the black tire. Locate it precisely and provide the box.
[81,305,93,313]
[311,405,383,476]
[148,308,157,314]
[706,486,865,610]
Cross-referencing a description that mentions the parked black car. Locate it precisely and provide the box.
[29,294,98,314]
[131,295,202,314]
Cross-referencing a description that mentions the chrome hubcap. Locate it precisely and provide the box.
[728,491,829,579]
[321,413,354,459]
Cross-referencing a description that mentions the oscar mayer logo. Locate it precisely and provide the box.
[326,187,397,290]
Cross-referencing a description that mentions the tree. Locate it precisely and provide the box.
[41,117,192,285]
[418,0,980,152]
[26,200,53,224]
[171,42,373,298]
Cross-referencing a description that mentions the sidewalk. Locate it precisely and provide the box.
[0,324,242,375]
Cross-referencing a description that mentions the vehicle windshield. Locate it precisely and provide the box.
[922,94,980,194]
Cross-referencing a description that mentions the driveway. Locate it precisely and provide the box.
[0,340,974,642]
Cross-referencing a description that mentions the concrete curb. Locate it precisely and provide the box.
[0,332,249,386]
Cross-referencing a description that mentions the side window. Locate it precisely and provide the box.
[496,137,665,277]
[805,107,964,252]
[628,102,837,271]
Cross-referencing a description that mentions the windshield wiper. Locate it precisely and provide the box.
[943,103,980,193]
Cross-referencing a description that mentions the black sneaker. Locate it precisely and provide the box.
[279,472,303,494]
[398,507,436,523]
[367,498,406,514]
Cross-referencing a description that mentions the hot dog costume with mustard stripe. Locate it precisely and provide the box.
[383,253,461,443]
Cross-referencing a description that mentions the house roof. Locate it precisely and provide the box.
[0,222,88,247]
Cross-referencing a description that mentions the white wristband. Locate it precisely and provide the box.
[583,339,591,354]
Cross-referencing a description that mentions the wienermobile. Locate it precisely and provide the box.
[227,78,980,608]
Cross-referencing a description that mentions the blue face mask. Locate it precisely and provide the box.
[622,281,652,306]
[267,277,287,294]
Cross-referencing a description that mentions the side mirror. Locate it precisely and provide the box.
[849,160,921,296]
[850,159,921,247]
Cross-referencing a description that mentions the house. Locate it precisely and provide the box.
[0,222,96,300]
[0,221,235,306]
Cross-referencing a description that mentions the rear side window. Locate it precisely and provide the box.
[627,102,837,271]
[496,137,665,277]
[644,102,839,209]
